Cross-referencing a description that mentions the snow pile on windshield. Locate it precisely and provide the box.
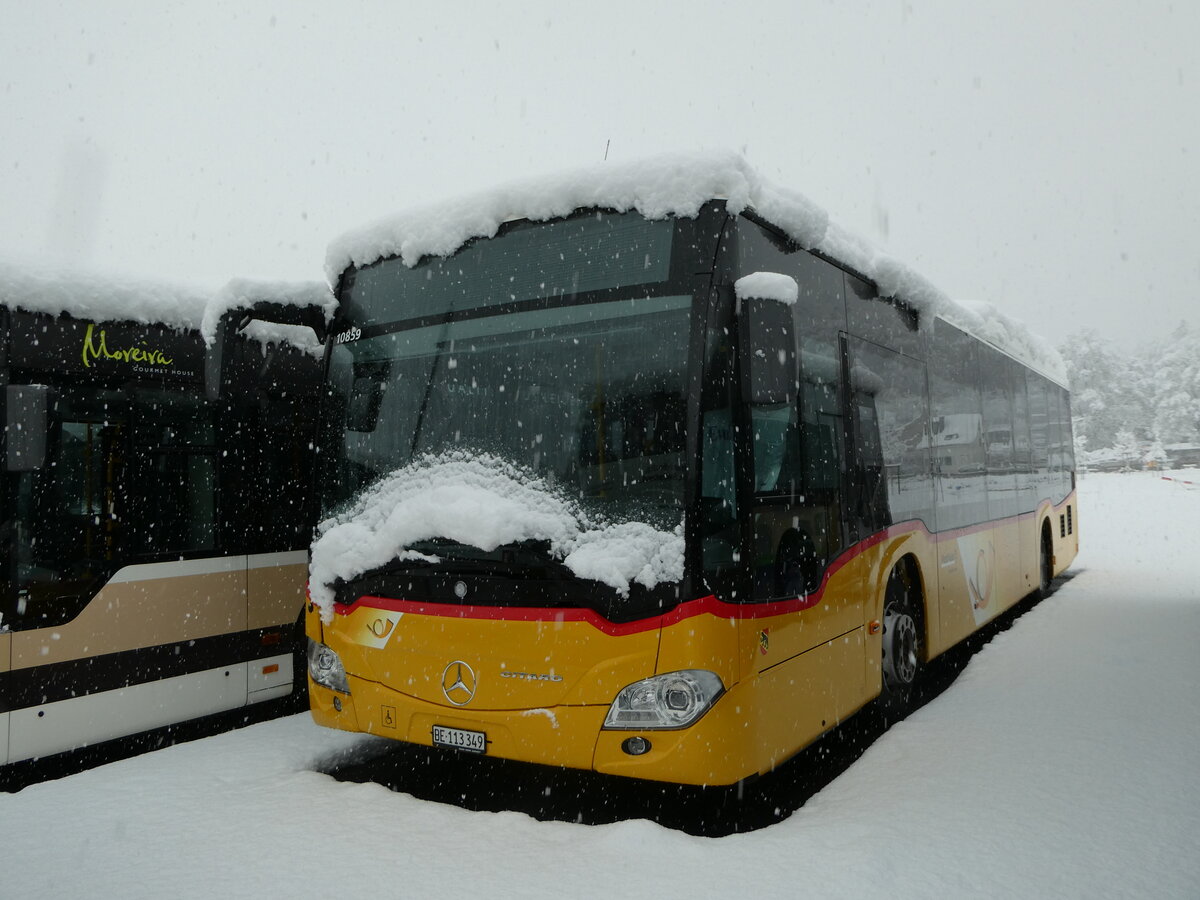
[308,452,684,622]
[327,150,1065,383]
[0,257,213,330]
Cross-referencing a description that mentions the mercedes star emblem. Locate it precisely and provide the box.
[453,580,469,599]
[441,660,477,706]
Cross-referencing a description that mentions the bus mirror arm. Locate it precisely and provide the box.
[205,301,329,401]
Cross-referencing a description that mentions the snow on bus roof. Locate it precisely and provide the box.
[0,259,335,350]
[0,257,213,331]
[326,150,1066,383]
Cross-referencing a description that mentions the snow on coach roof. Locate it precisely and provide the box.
[326,150,1066,383]
[0,259,335,347]
[0,258,213,332]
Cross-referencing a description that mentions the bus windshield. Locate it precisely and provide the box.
[322,214,692,538]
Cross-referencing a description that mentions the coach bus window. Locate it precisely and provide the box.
[849,338,934,533]
[846,274,922,358]
[1009,358,1035,514]
[929,322,987,532]
[1059,390,1076,496]
[1026,373,1051,502]
[3,392,131,630]
[980,345,1018,521]
[1053,385,1071,498]
[1059,386,1075,498]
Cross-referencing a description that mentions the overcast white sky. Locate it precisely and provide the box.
[1,0,1196,351]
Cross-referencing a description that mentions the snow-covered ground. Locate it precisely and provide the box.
[3,472,1197,898]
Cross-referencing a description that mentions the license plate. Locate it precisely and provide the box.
[432,725,487,754]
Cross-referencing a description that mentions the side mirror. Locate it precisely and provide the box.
[235,301,329,344]
[736,272,799,405]
[5,384,56,471]
[205,300,329,401]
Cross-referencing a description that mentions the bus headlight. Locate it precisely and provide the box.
[307,639,350,694]
[603,670,724,730]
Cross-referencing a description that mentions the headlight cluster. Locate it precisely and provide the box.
[603,670,724,730]
[307,639,350,694]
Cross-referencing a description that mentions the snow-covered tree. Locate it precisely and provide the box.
[1148,322,1200,445]
[1059,330,1152,451]
[1112,430,1141,469]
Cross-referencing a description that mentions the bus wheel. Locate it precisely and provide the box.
[880,563,922,719]
[1038,524,1054,597]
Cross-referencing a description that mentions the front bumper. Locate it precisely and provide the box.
[309,673,752,786]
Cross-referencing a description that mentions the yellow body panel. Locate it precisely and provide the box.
[936,494,1079,652]
[308,491,1079,786]
[247,561,309,631]
[324,602,660,709]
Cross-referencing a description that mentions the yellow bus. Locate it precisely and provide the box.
[302,155,1078,786]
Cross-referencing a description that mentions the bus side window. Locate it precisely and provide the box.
[847,338,934,536]
[736,218,848,602]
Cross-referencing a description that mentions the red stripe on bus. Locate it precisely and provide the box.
[334,521,910,635]
[332,496,1075,636]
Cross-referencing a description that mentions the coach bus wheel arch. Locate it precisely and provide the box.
[1038,520,1055,597]
[879,555,925,720]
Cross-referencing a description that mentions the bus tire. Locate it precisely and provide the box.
[880,560,922,721]
[1038,522,1055,598]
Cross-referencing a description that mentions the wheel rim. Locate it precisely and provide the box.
[882,605,918,686]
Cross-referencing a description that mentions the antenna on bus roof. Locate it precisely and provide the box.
[604,139,610,161]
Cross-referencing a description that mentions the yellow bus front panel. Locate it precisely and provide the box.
[322,598,661,710]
